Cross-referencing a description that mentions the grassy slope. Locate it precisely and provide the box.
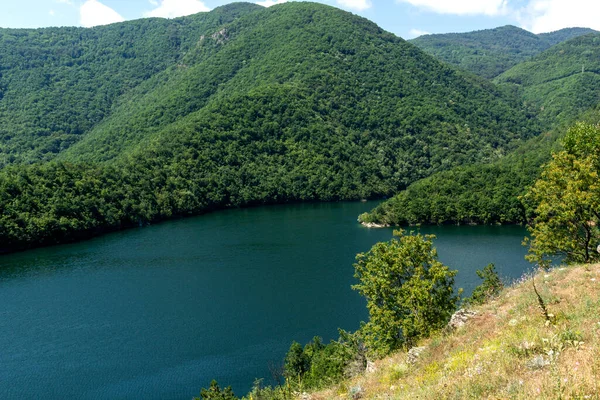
[309,264,600,399]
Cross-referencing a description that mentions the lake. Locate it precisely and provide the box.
[0,201,533,399]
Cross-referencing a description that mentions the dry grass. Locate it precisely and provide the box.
[306,264,600,400]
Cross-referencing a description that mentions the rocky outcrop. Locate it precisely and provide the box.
[407,346,426,364]
[365,360,376,373]
[350,385,364,399]
[447,309,478,330]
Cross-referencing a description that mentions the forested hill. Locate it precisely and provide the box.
[495,33,600,126]
[0,2,539,252]
[2,1,536,169]
[358,31,600,227]
[0,2,262,166]
[410,25,596,79]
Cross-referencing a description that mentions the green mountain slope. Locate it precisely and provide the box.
[0,2,539,252]
[0,2,262,166]
[495,33,600,126]
[538,27,598,45]
[360,33,600,227]
[410,26,596,79]
[358,106,600,227]
[358,130,557,226]
[59,4,535,170]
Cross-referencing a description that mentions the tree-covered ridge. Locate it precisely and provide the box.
[494,33,600,126]
[537,27,598,46]
[410,25,596,79]
[0,2,542,252]
[359,31,600,227]
[358,129,557,226]
[58,2,538,169]
[358,107,600,226]
[0,2,262,166]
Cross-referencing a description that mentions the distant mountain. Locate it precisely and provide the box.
[0,2,539,252]
[538,27,598,46]
[495,33,600,126]
[410,25,597,79]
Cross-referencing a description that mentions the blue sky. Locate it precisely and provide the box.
[1,0,598,39]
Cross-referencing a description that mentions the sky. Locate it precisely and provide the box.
[1,0,599,39]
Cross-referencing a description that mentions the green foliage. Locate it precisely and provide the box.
[524,122,600,266]
[195,380,238,400]
[359,162,533,226]
[302,337,345,388]
[495,33,600,127]
[0,3,262,165]
[411,25,596,79]
[0,2,540,253]
[360,33,600,228]
[353,230,459,356]
[358,130,558,226]
[466,264,504,305]
[538,27,599,45]
[283,341,308,381]
[197,378,294,400]
[358,107,600,228]
[243,380,291,400]
[282,330,366,390]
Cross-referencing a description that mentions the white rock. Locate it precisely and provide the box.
[407,346,426,364]
[447,309,478,330]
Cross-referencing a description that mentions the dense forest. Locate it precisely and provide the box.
[0,2,263,165]
[359,130,557,226]
[495,33,600,125]
[360,107,600,227]
[0,2,541,253]
[361,31,600,227]
[410,25,596,79]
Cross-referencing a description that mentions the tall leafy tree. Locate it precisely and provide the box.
[352,230,459,356]
[524,122,600,267]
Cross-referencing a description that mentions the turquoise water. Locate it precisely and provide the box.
[0,202,532,399]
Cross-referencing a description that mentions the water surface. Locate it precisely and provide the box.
[0,202,532,399]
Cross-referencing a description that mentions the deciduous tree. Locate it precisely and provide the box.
[352,230,459,356]
[524,123,600,267]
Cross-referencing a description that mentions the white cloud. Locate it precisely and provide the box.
[397,0,508,16]
[56,0,73,4]
[144,0,209,18]
[80,0,125,27]
[408,28,431,38]
[518,0,600,33]
[336,0,372,11]
[255,0,287,7]
[49,9,56,16]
